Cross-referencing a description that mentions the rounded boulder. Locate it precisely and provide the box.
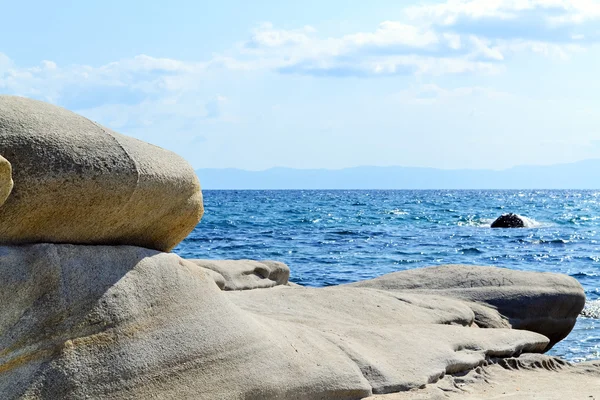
[0,155,12,207]
[491,213,526,228]
[0,96,203,251]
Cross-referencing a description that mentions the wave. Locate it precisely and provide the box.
[518,238,570,245]
[457,217,495,227]
[570,272,598,278]
[458,214,551,228]
[581,300,600,319]
[385,209,408,215]
[513,215,549,228]
[459,247,484,254]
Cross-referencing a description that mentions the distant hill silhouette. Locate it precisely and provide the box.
[196,159,600,190]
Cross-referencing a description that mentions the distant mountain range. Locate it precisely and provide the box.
[196,159,600,190]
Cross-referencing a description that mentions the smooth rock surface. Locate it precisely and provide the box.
[0,96,203,251]
[348,264,585,350]
[188,259,290,290]
[0,155,12,207]
[1,246,553,399]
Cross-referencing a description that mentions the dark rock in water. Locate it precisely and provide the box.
[491,213,526,228]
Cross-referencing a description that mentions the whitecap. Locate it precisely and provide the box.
[581,300,600,319]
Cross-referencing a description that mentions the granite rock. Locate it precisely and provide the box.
[348,264,586,349]
[1,246,553,399]
[0,155,12,207]
[0,96,203,251]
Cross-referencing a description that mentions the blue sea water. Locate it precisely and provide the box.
[174,190,600,362]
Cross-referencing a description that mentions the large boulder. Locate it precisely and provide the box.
[0,96,203,251]
[1,245,554,399]
[348,265,586,349]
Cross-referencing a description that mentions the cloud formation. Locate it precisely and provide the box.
[1,0,598,102]
[241,1,599,77]
[1,0,600,164]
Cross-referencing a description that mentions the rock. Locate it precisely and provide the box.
[491,213,526,228]
[348,265,586,350]
[365,354,600,400]
[1,245,552,399]
[188,259,290,290]
[0,155,12,207]
[0,244,371,399]
[0,96,203,251]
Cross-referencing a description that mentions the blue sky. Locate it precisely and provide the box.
[2,0,600,170]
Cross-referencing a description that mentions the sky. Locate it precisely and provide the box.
[2,0,600,171]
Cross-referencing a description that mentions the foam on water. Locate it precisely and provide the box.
[583,300,600,319]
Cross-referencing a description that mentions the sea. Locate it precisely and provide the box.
[173,190,600,362]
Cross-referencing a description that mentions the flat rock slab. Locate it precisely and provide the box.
[1,245,577,399]
[365,355,600,399]
[348,264,585,349]
[0,96,203,251]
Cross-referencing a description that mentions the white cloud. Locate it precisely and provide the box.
[344,21,439,48]
[394,84,510,105]
[1,0,599,151]
[247,23,316,47]
[232,1,600,77]
[406,0,600,40]
[2,1,598,94]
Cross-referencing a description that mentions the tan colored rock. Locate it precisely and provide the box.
[189,259,290,290]
[0,96,203,251]
[0,245,371,400]
[365,355,600,400]
[348,264,586,350]
[0,155,12,206]
[1,246,554,399]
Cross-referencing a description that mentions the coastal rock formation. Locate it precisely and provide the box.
[0,96,596,399]
[189,259,290,290]
[348,265,585,349]
[0,96,203,252]
[0,244,586,399]
[0,155,12,206]
[367,354,600,399]
[491,213,526,228]
[1,245,368,399]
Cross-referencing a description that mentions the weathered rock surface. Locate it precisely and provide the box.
[1,245,562,400]
[366,355,600,399]
[0,245,370,399]
[188,259,290,290]
[491,213,526,228]
[348,265,585,350]
[0,96,203,251]
[0,155,12,207]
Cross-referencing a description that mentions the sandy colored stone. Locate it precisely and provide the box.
[348,265,585,349]
[188,259,290,290]
[1,246,555,399]
[0,96,203,251]
[227,286,549,394]
[0,244,370,399]
[365,355,600,399]
[0,155,12,207]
